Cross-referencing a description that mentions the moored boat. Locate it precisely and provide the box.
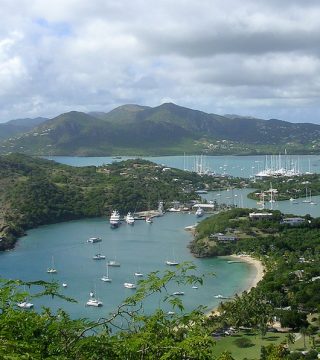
[87,237,102,243]
[86,298,103,307]
[17,301,34,309]
[165,260,179,266]
[100,263,112,282]
[145,216,153,224]
[195,206,204,217]
[172,291,184,296]
[107,259,121,267]
[110,210,120,228]
[125,212,135,225]
[47,256,57,274]
[93,253,106,260]
[123,282,136,289]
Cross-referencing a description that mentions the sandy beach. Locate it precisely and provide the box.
[228,254,265,292]
[206,254,265,317]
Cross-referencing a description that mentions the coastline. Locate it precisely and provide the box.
[206,254,265,317]
[228,254,265,293]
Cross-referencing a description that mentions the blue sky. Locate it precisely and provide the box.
[1,0,320,124]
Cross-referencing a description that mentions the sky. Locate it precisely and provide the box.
[1,0,320,124]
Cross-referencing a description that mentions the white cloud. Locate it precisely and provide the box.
[0,0,320,123]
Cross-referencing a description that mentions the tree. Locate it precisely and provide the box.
[285,332,295,351]
[0,263,219,359]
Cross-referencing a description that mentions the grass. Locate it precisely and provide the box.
[211,330,314,360]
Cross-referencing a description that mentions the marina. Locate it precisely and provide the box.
[47,154,320,178]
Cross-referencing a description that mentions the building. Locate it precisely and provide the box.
[249,212,273,220]
[281,217,305,226]
[210,233,238,242]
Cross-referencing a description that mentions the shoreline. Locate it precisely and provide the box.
[228,254,265,293]
[206,254,265,317]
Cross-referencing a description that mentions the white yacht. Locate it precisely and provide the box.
[195,207,204,217]
[134,271,143,277]
[172,291,184,296]
[110,210,120,228]
[125,212,135,225]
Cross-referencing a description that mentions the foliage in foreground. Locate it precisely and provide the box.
[0,263,225,360]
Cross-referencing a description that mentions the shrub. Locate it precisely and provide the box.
[233,337,254,348]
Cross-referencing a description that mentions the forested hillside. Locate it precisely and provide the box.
[1,103,320,155]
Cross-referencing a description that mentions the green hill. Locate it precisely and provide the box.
[1,103,320,155]
[0,117,47,141]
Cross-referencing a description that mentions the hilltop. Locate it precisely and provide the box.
[1,103,320,155]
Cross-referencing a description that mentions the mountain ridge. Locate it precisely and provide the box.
[1,103,319,155]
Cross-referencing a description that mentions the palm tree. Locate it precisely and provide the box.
[285,332,295,350]
[300,327,308,349]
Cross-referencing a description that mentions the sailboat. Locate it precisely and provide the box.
[86,289,103,307]
[165,249,179,266]
[302,188,311,203]
[100,263,112,282]
[124,275,137,289]
[47,256,57,273]
[92,245,106,260]
[17,286,34,309]
[310,190,317,205]
[256,192,265,210]
[107,257,121,267]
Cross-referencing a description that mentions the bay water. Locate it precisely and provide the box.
[47,154,320,178]
[1,155,318,321]
[0,213,253,320]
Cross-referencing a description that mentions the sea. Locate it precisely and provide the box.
[0,154,319,321]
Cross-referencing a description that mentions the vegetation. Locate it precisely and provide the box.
[248,173,320,201]
[1,153,320,358]
[1,103,320,155]
[0,153,246,250]
[0,263,229,360]
[191,208,320,358]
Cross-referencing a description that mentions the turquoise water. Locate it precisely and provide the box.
[46,154,320,178]
[0,213,253,320]
[1,155,318,321]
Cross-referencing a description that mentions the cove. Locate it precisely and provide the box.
[0,213,253,320]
